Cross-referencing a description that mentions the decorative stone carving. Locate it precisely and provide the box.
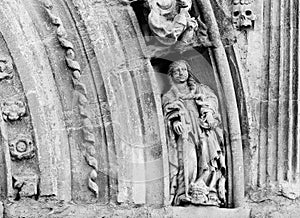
[1,100,26,122]
[0,56,13,81]
[162,60,226,206]
[148,0,211,47]
[9,135,35,161]
[45,2,99,197]
[13,174,38,198]
[232,0,256,30]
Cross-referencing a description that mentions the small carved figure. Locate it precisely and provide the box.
[232,0,256,30]
[0,56,13,81]
[1,100,26,122]
[148,0,198,45]
[190,181,209,205]
[9,135,35,160]
[162,60,226,206]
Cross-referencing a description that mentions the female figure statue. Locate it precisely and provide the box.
[162,60,226,206]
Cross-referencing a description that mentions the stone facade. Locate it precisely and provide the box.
[0,0,299,217]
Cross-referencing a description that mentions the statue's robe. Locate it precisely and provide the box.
[162,82,224,205]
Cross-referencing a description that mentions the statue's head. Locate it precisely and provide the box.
[168,60,191,75]
[168,60,192,84]
[168,60,189,83]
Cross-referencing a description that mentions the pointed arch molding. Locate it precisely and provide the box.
[0,0,72,201]
[0,0,245,207]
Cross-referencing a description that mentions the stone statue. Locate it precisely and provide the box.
[162,60,226,206]
[148,0,198,45]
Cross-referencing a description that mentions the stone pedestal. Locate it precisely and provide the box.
[172,206,250,218]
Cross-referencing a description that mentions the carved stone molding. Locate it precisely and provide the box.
[44,2,99,198]
[0,56,13,81]
[1,100,26,122]
[9,135,35,161]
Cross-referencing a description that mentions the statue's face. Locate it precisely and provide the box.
[171,63,189,83]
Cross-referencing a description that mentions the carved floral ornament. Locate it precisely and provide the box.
[1,100,26,122]
[9,135,35,161]
[232,0,256,30]
[0,56,14,81]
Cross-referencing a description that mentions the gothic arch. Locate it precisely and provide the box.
[0,0,245,208]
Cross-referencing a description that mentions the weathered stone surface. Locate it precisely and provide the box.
[173,206,250,218]
[0,0,299,217]
[13,174,38,198]
[4,199,251,218]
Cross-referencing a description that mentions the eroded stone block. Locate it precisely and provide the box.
[13,174,38,197]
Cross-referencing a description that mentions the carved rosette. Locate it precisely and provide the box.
[0,56,14,81]
[1,100,26,122]
[9,135,35,161]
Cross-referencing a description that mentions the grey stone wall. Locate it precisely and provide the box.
[0,0,300,217]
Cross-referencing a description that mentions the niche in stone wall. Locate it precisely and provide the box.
[130,0,234,208]
[151,47,231,207]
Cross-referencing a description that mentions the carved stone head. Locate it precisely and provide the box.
[190,181,209,204]
[232,0,256,30]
